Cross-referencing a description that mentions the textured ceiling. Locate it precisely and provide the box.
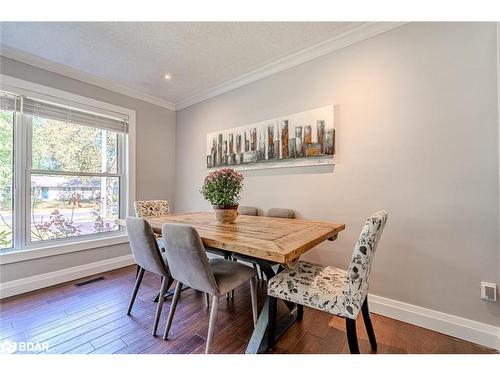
[0,22,364,104]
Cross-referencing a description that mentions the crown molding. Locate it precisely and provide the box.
[175,22,407,110]
[1,22,407,113]
[0,45,176,111]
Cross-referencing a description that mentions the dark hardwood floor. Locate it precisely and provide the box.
[0,265,496,354]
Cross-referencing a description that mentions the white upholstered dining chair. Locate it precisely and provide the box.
[266,210,388,354]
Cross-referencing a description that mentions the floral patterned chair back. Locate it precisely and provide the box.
[134,200,170,218]
[342,210,388,318]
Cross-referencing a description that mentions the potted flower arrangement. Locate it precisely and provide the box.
[201,168,244,224]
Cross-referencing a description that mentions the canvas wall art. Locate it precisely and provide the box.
[206,105,335,171]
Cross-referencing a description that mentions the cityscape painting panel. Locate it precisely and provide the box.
[206,105,335,171]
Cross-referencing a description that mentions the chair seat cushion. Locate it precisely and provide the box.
[210,258,256,296]
[267,261,353,318]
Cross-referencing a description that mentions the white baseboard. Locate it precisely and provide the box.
[0,254,135,299]
[368,293,500,351]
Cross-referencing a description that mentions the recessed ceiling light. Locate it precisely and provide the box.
[164,74,172,80]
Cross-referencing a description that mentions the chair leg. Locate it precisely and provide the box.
[226,257,236,299]
[267,296,277,350]
[205,293,210,309]
[152,276,170,336]
[249,279,258,326]
[361,297,377,351]
[163,281,183,340]
[206,294,219,354]
[296,304,304,321]
[127,267,144,315]
[345,318,360,354]
[261,265,267,281]
[151,275,174,303]
[252,263,260,280]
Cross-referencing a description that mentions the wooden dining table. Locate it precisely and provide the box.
[132,211,345,353]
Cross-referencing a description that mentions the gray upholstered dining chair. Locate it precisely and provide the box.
[134,200,170,250]
[125,217,174,336]
[203,208,257,298]
[232,206,264,279]
[161,223,258,354]
[238,206,258,216]
[233,207,295,281]
[266,211,388,354]
[267,207,295,219]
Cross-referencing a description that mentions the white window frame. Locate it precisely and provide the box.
[0,75,136,265]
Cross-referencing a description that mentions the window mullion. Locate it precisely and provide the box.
[29,169,121,178]
[23,115,33,246]
[13,112,29,249]
[13,112,22,250]
[118,133,126,219]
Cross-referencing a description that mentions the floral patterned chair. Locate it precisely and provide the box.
[266,210,388,354]
[134,200,170,250]
[134,200,170,217]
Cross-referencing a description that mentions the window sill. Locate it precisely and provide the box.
[0,234,130,265]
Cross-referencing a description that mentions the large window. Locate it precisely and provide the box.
[0,83,131,253]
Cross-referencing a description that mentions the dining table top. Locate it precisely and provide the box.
[137,211,345,265]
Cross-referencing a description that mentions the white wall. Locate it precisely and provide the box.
[0,56,176,283]
[175,22,500,326]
